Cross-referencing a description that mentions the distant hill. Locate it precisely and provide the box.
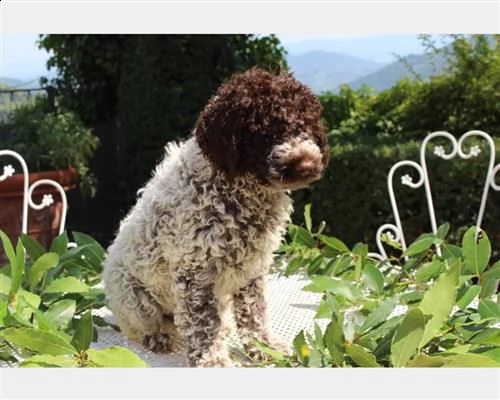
[284,35,428,63]
[287,50,385,93]
[348,52,448,91]
[0,77,24,88]
[0,76,42,89]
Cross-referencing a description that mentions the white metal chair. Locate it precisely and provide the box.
[368,130,500,261]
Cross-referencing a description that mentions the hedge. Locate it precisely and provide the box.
[292,136,500,255]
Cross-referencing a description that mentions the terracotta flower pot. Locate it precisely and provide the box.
[0,168,79,264]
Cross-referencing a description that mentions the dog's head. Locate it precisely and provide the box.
[195,67,329,191]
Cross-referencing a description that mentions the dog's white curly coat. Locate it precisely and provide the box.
[103,137,294,367]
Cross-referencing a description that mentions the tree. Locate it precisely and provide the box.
[38,34,287,243]
[294,34,500,254]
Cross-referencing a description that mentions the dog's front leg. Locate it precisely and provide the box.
[174,268,232,367]
[234,276,289,361]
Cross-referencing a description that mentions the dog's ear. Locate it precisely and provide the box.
[194,95,241,180]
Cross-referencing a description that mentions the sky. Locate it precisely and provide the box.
[1,34,53,83]
[1,34,425,84]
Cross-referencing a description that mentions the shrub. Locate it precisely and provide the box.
[0,97,99,197]
[292,136,500,256]
[0,230,146,367]
[253,208,500,368]
[293,35,500,254]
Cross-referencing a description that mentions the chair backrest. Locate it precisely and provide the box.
[0,149,69,243]
[368,130,500,261]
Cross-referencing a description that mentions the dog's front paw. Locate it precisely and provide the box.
[195,355,235,368]
[143,333,172,354]
[263,334,291,355]
[243,333,291,363]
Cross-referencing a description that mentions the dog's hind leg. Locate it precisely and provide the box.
[105,271,180,353]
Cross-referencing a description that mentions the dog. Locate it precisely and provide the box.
[102,67,329,367]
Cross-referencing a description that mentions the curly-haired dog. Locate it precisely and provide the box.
[102,67,329,367]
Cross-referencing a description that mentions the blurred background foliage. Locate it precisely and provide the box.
[7,34,499,254]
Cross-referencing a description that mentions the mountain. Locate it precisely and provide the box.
[348,53,448,91]
[284,34,427,63]
[287,51,385,93]
[0,76,42,89]
[0,77,24,88]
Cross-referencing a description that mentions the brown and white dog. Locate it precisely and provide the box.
[102,67,330,367]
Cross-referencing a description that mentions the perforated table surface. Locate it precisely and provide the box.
[91,273,321,367]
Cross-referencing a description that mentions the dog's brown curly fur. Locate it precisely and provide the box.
[196,67,329,184]
[103,67,329,367]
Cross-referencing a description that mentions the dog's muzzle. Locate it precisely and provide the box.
[268,138,324,188]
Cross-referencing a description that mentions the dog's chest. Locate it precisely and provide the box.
[209,194,290,295]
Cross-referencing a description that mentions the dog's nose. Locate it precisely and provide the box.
[295,159,316,175]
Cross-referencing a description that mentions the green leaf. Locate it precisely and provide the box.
[352,245,367,283]
[352,243,368,258]
[479,278,498,299]
[13,239,25,291]
[0,327,77,356]
[456,285,481,310]
[306,254,324,276]
[71,311,94,352]
[87,346,147,368]
[407,354,448,367]
[474,347,500,363]
[400,290,423,304]
[72,231,106,261]
[360,315,404,343]
[345,342,379,367]
[29,252,60,290]
[442,244,462,259]
[419,259,460,348]
[31,308,65,338]
[469,328,500,345]
[50,232,69,256]
[289,225,315,248]
[249,337,285,362]
[359,297,399,334]
[44,299,76,329]
[317,234,350,253]
[0,230,17,271]
[315,292,339,319]
[326,253,352,276]
[324,312,345,365]
[462,226,491,276]
[0,348,17,363]
[293,331,310,366]
[303,276,363,302]
[284,256,307,277]
[390,307,425,367]
[0,273,11,295]
[440,344,472,355]
[45,277,90,294]
[415,260,445,283]
[478,300,500,321]
[481,260,500,280]
[0,301,7,327]
[20,234,45,261]
[20,354,76,368]
[314,322,326,355]
[16,291,42,322]
[60,234,104,275]
[435,223,450,240]
[304,204,312,233]
[362,264,384,295]
[441,353,500,368]
[403,236,436,257]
